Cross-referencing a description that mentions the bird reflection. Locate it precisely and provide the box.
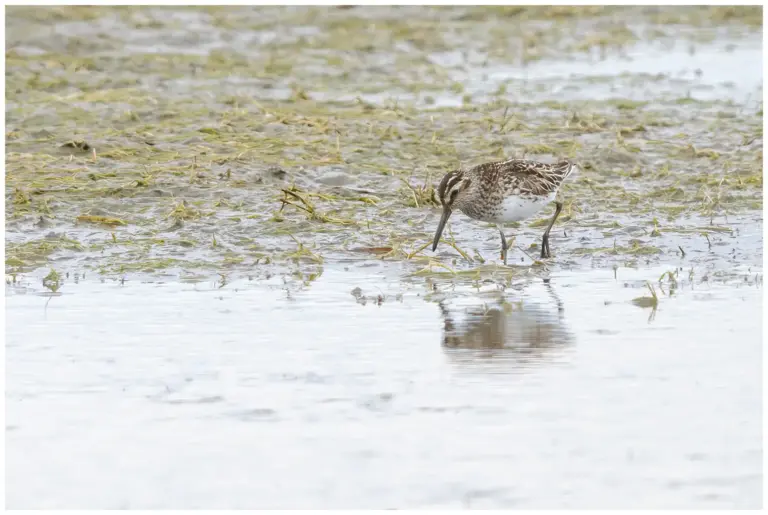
[438,283,573,372]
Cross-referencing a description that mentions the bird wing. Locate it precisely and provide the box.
[475,159,574,196]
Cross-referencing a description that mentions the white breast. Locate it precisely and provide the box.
[493,192,556,223]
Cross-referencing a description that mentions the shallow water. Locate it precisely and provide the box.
[5,5,763,509]
[6,263,762,509]
[421,30,763,108]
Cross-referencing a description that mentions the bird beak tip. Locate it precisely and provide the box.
[432,207,451,253]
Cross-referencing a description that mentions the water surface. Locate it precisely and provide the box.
[6,264,762,509]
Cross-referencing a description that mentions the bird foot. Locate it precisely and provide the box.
[540,239,552,259]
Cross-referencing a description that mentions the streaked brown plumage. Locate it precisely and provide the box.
[432,158,577,263]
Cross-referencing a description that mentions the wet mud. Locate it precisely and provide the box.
[5,5,762,280]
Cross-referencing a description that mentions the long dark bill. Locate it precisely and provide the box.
[432,207,452,251]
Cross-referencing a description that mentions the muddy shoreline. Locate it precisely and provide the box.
[5,6,762,286]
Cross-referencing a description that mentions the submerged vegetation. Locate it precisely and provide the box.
[5,6,763,283]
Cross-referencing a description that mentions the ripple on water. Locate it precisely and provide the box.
[5,262,761,508]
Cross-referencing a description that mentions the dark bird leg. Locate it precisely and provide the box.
[541,201,563,259]
[497,224,508,265]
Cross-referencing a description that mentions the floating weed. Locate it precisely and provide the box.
[12,188,31,205]
[618,125,647,136]
[134,168,155,187]
[529,216,554,228]
[279,186,357,225]
[697,225,732,233]
[564,112,605,132]
[167,199,200,221]
[612,99,647,111]
[679,143,721,160]
[42,268,62,292]
[76,214,127,226]
[286,235,323,264]
[523,143,556,155]
[6,257,25,267]
[657,269,679,295]
[659,225,733,235]
[632,281,659,308]
[432,225,474,263]
[105,257,210,273]
[353,246,396,256]
[353,195,381,205]
[650,219,661,237]
[442,239,473,263]
[398,175,438,208]
[405,240,432,259]
[494,105,527,133]
[222,253,244,266]
[627,240,662,255]
[412,260,458,276]
[572,240,661,256]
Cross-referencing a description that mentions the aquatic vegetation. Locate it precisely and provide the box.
[4,6,762,281]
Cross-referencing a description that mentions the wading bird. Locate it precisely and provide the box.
[432,158,576,264]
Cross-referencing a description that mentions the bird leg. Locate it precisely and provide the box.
[497,224,508,265]
[541,201,564,259]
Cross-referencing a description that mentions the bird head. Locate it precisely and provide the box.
[432,170,472,252]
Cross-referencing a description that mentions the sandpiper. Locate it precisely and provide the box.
[432,158,577,264]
